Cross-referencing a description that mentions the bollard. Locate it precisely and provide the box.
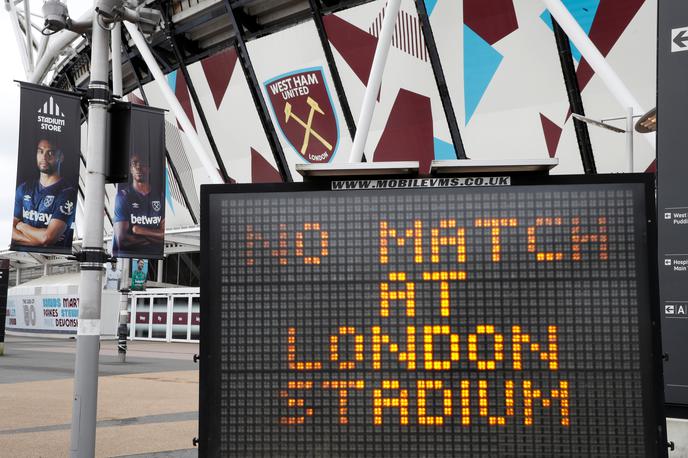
[117,289,130,362]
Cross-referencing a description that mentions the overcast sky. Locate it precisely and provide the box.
[0,0,91,250]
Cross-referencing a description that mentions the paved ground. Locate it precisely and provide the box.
[0,335,199,457]
[4,335,688,457]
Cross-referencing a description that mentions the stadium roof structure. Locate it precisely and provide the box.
[1,0,658,271]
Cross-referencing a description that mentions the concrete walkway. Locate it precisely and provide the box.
[0,335,199,457]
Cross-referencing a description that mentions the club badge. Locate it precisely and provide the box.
[264,67,340,164]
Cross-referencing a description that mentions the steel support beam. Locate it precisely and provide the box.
[414,0,467,159]
[308,0,357,142]
[551,17,596,174]
[163,5,232,183]
[222,0,293,182]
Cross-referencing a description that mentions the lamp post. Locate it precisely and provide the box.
[572,108,638,173]
[39,1,161,456]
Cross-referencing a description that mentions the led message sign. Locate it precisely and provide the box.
[200,176,665,457]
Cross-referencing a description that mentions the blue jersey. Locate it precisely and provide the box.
[113,184,164,254]
[14,179,76,247]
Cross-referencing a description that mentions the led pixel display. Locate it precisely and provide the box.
[200,177,664,457]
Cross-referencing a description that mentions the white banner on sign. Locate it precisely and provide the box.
[671,26,688,53]
[6,295,80,333]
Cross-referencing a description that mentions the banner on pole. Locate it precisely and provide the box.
[112,105,166,259]
[131,258,149,291]
[11,83,81,254]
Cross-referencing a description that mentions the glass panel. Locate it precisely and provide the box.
[190,296,200,340]
[134,297,150,338]
[151,296,168,339]
[171,296,190,340]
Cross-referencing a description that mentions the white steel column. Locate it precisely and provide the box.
[30,26,82,83]
[542,0,644,117]
[123,21,223,184]
[111,23,122,98]
[23,0,33,72]
[348,0,401,163]
[6,0,32,76]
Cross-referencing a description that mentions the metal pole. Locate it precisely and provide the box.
[70,9,110,458]
[123,21,223,184]
[23,0,33,72]
[626,106,634,173]
[349,0,401,163]
[111,23,122,98]
[117,289,129,362]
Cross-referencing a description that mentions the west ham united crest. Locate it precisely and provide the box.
[265,67,340,163]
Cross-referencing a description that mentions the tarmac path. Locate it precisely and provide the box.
[0,335,198,457]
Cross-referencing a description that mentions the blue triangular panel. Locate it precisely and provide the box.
[540,0,600,62]
[434,137,457,160]
[464,25,503,124]
[167,71,177,91]
[425,0,438,16]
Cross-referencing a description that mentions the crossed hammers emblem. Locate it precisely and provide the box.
[285,97,333,154]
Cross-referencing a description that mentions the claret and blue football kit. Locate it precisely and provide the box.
[13,179,76,247]
[112,184,164,255]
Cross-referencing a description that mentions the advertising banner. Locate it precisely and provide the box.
[131,258,149,291]
[11,83,81,254]
[0,259,9,348]
[5,294,80,334]
[112,105,166,259]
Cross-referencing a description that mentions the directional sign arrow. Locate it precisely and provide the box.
[672,27,688,53]
[674,29,688,48]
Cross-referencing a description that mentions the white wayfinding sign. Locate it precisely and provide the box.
[671,26,688,52]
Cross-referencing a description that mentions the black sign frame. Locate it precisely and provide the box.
[200,173,666,457]
[657,0,688,412]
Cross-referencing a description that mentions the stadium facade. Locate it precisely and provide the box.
[2,0,657,292]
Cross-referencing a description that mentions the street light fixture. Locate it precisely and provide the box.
[572,108,636,173]
[635,107,657,134]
